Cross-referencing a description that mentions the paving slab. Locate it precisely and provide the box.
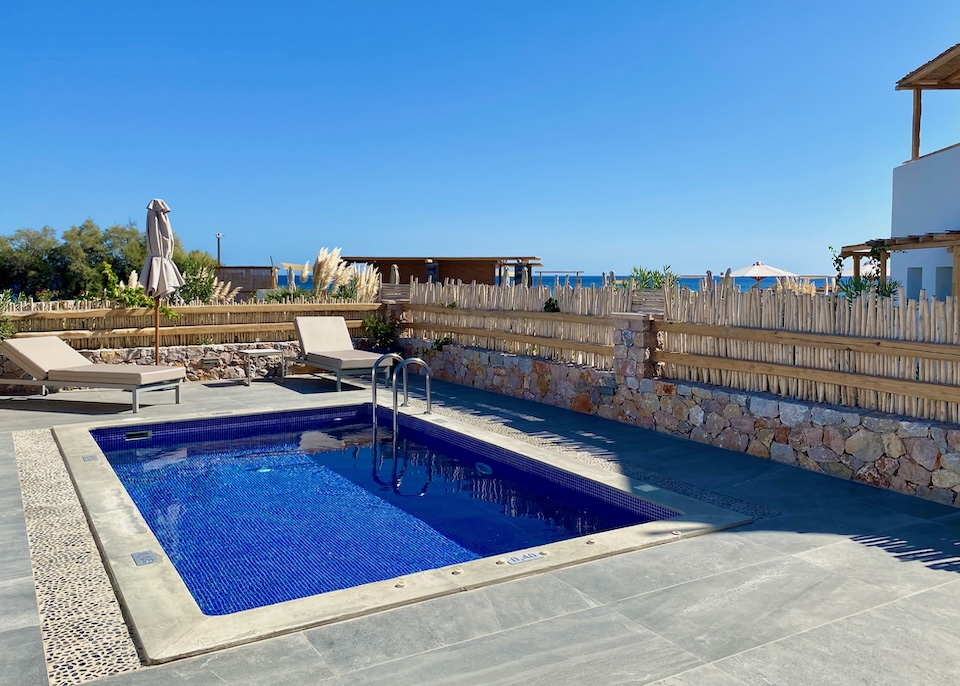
[714,583,960,685]
[552,531,780,604]
[612,555,893,662]
[337,606,703,686]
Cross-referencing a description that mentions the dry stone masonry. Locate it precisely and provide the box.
[407,312,960,508]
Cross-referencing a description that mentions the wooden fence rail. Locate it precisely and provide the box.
[661,285,960,423]
[407,282,628,369]
[6,302,382,349]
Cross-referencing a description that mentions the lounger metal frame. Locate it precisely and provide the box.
[4,376,182,413]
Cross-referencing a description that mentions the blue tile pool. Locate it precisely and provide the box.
[92,405,678,615]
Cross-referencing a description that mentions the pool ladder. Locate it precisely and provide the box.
[370,354,432,445]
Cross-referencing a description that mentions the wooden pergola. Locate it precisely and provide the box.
[898,42,960,160]
[841,230,960,296]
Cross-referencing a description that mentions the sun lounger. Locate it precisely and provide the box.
[0,336,185,412]
[285,316,390,391]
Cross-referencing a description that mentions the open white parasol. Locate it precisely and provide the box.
[728,261,797,283]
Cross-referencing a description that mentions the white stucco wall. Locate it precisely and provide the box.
[890,143,960,298]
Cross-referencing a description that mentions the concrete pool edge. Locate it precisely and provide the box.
[53,396,752,664]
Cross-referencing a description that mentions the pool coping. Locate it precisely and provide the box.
[53,394,752,664]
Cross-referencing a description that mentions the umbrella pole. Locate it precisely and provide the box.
[154,296,160,364]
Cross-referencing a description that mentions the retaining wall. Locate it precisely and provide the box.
[406,312,960,507]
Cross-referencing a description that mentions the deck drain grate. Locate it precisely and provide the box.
[81,455,98,462]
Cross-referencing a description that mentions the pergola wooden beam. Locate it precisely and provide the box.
[896,43,960,160]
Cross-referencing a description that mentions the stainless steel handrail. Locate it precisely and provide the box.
[391,357,432,444]
[370,353,403,435]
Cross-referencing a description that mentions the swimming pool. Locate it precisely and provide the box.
[55,396,750,663]
[91,405,672,615]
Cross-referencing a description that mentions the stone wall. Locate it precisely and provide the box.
[0,342,300,387]
[406,311,960,507]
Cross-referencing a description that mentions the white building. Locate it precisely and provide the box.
[844,43,960,301]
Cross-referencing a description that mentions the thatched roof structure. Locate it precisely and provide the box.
[897,42,960,90]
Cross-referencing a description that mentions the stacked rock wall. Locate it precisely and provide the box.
[0,342,299,386]
[406,311,960,508]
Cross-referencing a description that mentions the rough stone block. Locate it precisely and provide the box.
[716,427,748,452]
[774,426,791,444]
[881,432,906,459]
[947,431,960,452]
[822,425,846,456]
[841,411,861,427]
[691,386,713,399]
[903,437,940,471]
[876,456,899,476]
[807,446,840,463]
[862,416,899,433]
[770,441,797,465]
[688,406,704,427]
[821,462,853,479]
[638,378,654,393]
[897,459,932,486]
[730,415,757,436]
[746,439,769,458]
[941,453,960,475]
[703,412,728,435]
[779,401,812,427]
[854,465,889,488]
[932,469,960,489]
[756,428,775,448]
[811,407,842,426]
[750,397,779,418]
[654,410,679,432]
[722,402,743,420]
[896,420,929,438]
[689,426,710,443]
[844,430,884,462]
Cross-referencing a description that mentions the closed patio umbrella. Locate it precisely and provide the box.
[139,199,184,363]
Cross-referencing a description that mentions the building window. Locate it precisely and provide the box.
[906,267,923,300]
[936,267,953,302]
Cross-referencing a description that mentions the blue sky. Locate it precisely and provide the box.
[2,1,959,275]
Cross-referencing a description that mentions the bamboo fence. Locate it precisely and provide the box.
[5,300,382,349]
[660,285,960,423]
[407,281,632,369]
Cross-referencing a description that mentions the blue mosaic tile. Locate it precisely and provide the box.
[92,404,682,616]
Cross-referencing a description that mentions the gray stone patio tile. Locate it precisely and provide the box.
[648,664,748,685]
[612,556,891,662]
[0,540,32,582]
[97,633,337,685]
[796,519,960,595]
[553,532,781,604]
[338,606,702,686]
[469,571,599,630]
[0,576,38,631]
[732,503,925,555]
[714,595,960,686]
[0,626,46,686]
[0,517,27,547]
[305,589,503,673]
[307,574,596,674]
[889,577,960,637]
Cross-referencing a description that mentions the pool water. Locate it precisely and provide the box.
[93,406,673,615]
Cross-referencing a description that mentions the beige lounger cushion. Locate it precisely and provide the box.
[295,316,356,353]
[305,350,382,371]
[1,336,90,379]
[48,364,185,386]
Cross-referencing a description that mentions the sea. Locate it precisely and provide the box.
[277,274,836,293]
